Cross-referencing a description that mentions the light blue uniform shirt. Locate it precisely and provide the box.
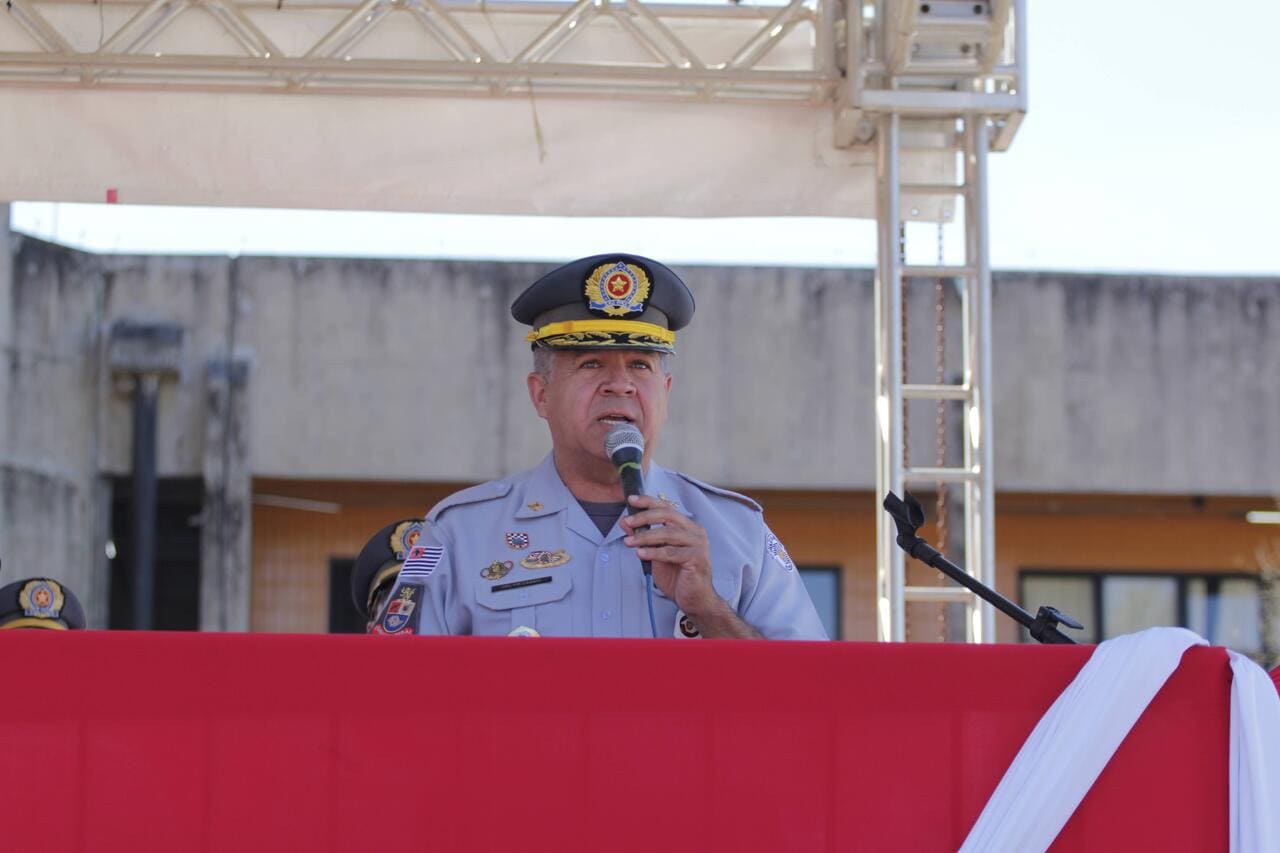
[380,453,828,640]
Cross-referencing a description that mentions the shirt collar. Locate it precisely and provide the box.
[515,453,605,545]
[514,453,570,520]
[641,463,694,519]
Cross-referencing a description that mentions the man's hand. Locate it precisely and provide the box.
[620,495,761,639]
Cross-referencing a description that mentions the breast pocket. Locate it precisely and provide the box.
[473,573,574,637]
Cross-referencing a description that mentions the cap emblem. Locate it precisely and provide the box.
[389,520,424,560]
[19,580,63,619]
[584,261,651,318]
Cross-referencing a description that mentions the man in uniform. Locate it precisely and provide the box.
[349,518,426,634]
[375,253,826,640]
[0,576,86,630]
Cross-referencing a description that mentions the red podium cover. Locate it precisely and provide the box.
[0,633,1231,851]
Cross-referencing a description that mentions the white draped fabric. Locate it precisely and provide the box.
[960,627,1280,853]
[1228,651,1280,853]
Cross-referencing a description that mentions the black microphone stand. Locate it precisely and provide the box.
[883,491,1082,644]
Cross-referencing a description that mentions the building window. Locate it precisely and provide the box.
[329,558,365,634]
[1019,571,1262,654]
[798,565,841,640]
[109,476,202,630]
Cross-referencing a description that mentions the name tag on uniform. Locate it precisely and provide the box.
[491,576,553,594]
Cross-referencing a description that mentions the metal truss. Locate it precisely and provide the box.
[0,0,836,102]
[2,0,1024,644]
[868,0,1024,642]
[1,0,1024,129]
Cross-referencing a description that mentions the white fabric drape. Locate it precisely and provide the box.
[1228,650,1280,853]
[960,627,1280,853]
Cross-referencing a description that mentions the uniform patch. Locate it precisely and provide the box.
[401,545,444,579]
[375,584,422,635]
[674,611,701,639]
[766,533,795,572]
[20,579,64,619]
[505,532,530,550]
[481,560,514,581]
[508,626,541,637]
[520,549,571,569]
[526,501,544,512]
[585,261,651,318]
[389,520,424,559]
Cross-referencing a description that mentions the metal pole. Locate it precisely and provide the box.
[963,114,997,643]
[874,110,905,641]
[130,373,160,630]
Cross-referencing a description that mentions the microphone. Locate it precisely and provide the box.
[604,422,652,576]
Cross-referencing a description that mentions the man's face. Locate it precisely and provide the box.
[527,349,672,468]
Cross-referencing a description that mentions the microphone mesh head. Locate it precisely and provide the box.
[604,422,645,457]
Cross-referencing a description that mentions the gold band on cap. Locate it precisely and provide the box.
[0,617,68,630]
[526,319,676,346]
[366,561,404,612]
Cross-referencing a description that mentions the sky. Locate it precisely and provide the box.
[10,0,1280,275]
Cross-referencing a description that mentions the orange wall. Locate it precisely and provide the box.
[251,479,1278,641]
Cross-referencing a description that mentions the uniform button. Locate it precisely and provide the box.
[601,610,612,621]
[519,592,529,601]
[599,553,610,563]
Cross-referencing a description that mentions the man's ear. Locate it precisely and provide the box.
[527,371,550,420]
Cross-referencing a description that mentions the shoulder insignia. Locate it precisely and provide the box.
[766,532,796,572]
[671,472,762,512]
[427,480,513,523]
[373,583,423,635]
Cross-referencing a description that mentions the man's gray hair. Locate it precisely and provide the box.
[532,347,672,380]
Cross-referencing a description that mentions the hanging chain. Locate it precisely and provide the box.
[934,222,949,554]
[934,219,949,641]
[899,223,910,470]
[899,223,912,642]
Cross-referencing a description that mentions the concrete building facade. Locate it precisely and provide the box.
[2,215,1277,655]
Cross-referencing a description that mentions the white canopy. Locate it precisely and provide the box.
[0,0,965,217]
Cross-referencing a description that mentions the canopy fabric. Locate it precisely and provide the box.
[1,88,958,217]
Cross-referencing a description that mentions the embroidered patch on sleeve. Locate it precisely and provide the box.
[374,583,423,635]
[766,532,796,572]
[401,545,444,579]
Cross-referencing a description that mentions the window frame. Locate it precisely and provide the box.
[796,564,843,640]
[1018,568,1262,647]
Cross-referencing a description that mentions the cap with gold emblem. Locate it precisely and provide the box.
[0,577,86,630]
[511,253,695,354]
[350,518,425,621]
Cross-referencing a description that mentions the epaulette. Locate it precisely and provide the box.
[672,472,762,513]
[427,480,513,522]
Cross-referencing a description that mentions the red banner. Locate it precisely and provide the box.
[0,633,1233,851]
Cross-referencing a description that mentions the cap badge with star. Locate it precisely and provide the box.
[511,252,695,354]
[390,519,423,560]
[20,579,64,620]
[585,260,651,318]
[0,577,85,630]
